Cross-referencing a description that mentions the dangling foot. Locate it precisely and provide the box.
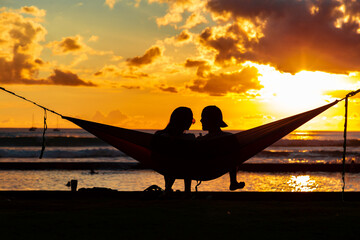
[229,182,245,191]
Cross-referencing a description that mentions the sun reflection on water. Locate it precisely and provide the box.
[0,170,357,192]
[287,175,318,192]
[287,131,316,140]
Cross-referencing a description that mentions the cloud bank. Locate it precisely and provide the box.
[187,66,261,96]
[0,7,96,86]
[205,0,360,74]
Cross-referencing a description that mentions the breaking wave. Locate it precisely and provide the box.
[0,147,130,159]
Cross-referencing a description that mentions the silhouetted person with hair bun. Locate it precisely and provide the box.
[155,106,195,193]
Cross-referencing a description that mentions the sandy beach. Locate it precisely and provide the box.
[1,191,360,239]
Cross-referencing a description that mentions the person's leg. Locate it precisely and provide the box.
[164,175,175,192]
[229,168,245,191]
[184,178,191,193]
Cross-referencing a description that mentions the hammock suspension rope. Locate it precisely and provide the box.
[0,87,62,159]
[39,109,48,159]
[341,89,360,200]
[1,86,360,193]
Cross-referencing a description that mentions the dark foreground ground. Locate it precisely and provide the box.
[1,191,360,240]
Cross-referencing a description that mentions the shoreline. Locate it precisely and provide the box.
[0,162,359,172]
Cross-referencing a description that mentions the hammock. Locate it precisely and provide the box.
[63,100,339,181]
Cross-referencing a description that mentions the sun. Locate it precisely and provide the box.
[252,64,349,114]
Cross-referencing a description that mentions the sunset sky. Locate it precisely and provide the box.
[1,0,360,130]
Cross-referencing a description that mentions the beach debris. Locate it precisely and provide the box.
[144,185,163,193]
[66,179,78,192]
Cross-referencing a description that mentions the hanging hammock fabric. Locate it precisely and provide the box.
[62,100,339,181]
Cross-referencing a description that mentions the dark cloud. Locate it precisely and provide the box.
[205,0,360,74]
[187,66,261,96]
[48,69,96,86]
[94,65,118,76]
[59,37,82,52]
[176,30,191,42]
[159,84,178,93]
[126,46,162,67]
[184,59,211,77]
[49,36,83,54]
[199,24,249,65]
[122,85,141,90]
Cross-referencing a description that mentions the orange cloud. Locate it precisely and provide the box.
[184,59,211,77]
[94,65,121,77]
[0,8,96,86]
[94,64,149,79]
[205,0,360,74]
[105,0,117,9]
[150,0,207,27]
[20,6,46,17]
[48,35,112,57]
[48,36,83,54]
[176,30,191,42]
[0,9,45,84]
[126,46,162,67]
[158,84,178,93]
[187,66,261,96]
[92,109,128,125]
[181,12,208,29]
[88,35,99,42]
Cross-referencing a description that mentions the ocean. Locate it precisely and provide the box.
[0,128,359,192]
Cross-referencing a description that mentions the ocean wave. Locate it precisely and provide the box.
[273,139,360,147]
[2,137,360,147]
[0,137,106,147]
[0,148,129,158]
[258,149,360,160]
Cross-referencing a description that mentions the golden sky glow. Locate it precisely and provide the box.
[1,0,360,130]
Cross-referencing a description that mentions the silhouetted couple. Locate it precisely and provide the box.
[155,106,245,193]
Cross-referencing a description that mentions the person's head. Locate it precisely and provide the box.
[165,106,194,135]
[200,105,227,131]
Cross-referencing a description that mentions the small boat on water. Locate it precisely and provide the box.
[29,114,36,131]
[53,116,60,132]
[29,126,37,131]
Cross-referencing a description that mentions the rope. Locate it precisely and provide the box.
[195,180,202,192]
[341,89,360,201]
[0,87,62,159]
[0,87,63,117]
[342,97,348,201]
[39,109,48,159]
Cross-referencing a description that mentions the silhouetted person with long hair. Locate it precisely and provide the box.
[155,106,195,193]
[199,105,245,191]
